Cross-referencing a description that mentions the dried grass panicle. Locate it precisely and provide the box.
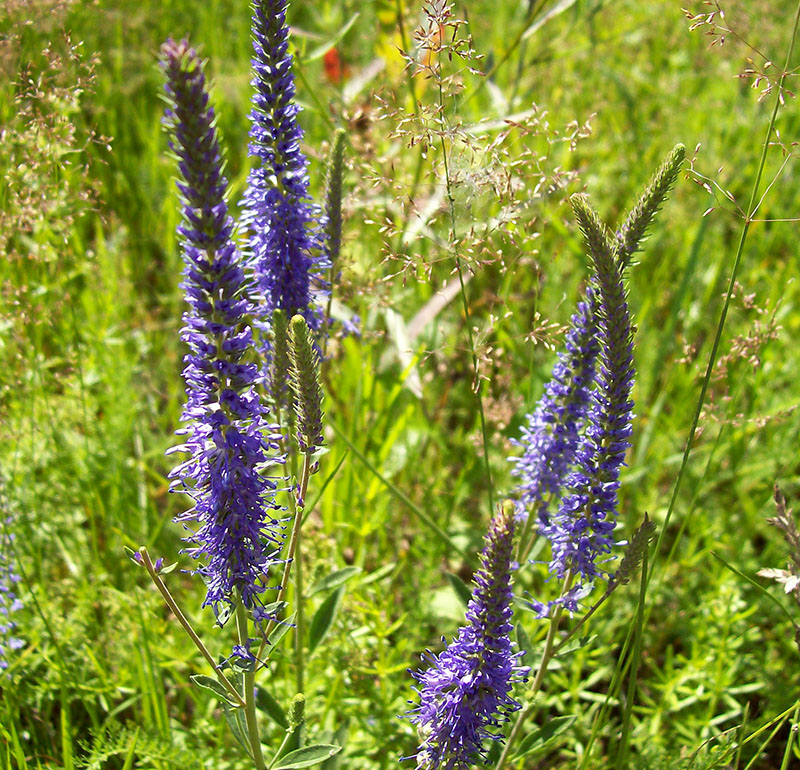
[758,485,800,606]
[684,1,795,103]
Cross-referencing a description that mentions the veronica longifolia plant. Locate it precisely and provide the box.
[131,5,346,765]
[403,147,683,770]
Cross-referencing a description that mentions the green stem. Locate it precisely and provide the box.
[614,551,648,770]
[267,729,294,770]
[551,583,615,656]
[294,473,307,695]
[237,602,267,770]
[139,548,246,710]
[494,571,572,770]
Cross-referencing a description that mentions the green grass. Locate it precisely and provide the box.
[2,0,800,768]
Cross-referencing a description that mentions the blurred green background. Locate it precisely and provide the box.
[2,0,800,767]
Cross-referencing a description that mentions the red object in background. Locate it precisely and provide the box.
[323,47,348,84]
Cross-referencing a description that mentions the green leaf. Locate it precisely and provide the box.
[222,702,252,756]
[309,567,362,596]
[190,674,237,706]
[273,745,341,769]
[266,612,296,656]
[446,572,473,607]
[554,634,596,658]
[514,716,576,759]
[359,562,396,587]
[321,719,349,770]
[308,587,344,654]
[303,14,359,62]
[159,561,178,575]
[255,686,289,730]
[261,600,288,618]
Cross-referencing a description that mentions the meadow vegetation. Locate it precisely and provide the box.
[2,0,800,768]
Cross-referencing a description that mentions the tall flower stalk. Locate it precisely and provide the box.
[511,145,685,584]
[547,195,635,582]
[496,147,683,769]
[407,502,528,770]
[244,0,328,342]
[161,38,283,623]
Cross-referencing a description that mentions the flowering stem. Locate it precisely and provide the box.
[139,548,246,710]
[267,729,293,770]
[517,497,553,564]
[552,583,615,656]
[236,601,267,770]
[494,571,572,770]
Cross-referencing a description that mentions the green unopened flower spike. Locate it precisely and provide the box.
[289,693,306,730]
[270,309,291,411]
[570,194,615,266]
[615,143,685,267]
[613,514,656,586]
[323,129,346,269]
[289,314,324,454]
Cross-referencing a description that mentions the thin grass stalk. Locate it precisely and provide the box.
[650,0,800,575]
[778,702,799,770]
[328,418,470,559]
[437,78,495,516]
[462,0,547,105]
[742,711,794,770]
[578,10,800,764]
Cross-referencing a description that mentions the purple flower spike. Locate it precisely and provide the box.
[244,0,328,331]
[509,287,599,527]
[547,197,636,582]
[407,503,528,769]
[161,39,284,617]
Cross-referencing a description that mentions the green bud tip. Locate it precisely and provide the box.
[289,693,306,728]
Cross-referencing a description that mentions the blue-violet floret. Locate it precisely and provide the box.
[0,515,23,670]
